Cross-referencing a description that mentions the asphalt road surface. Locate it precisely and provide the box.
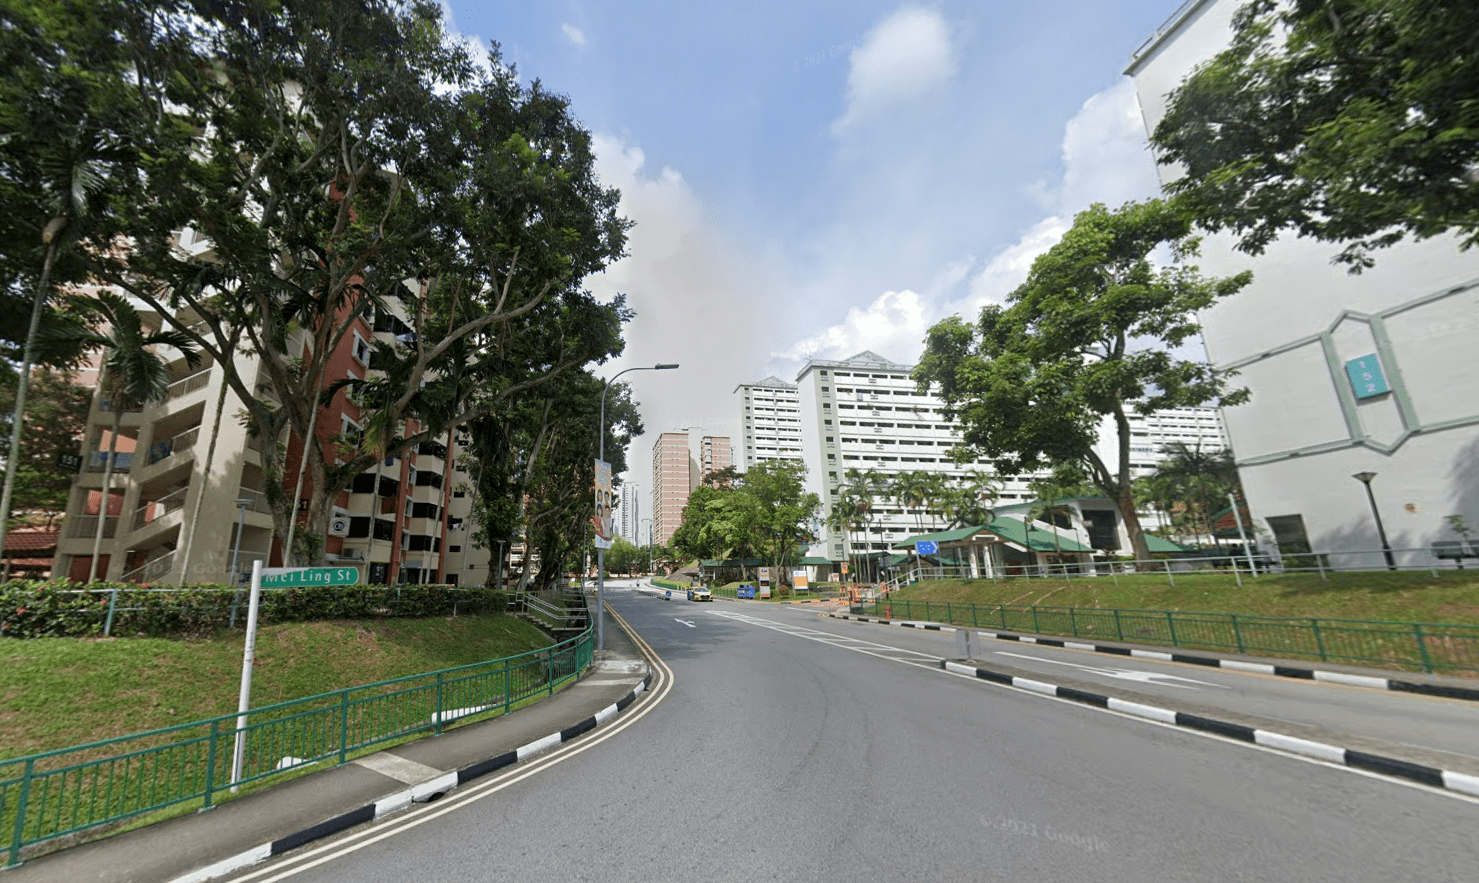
[220,583,1479,883]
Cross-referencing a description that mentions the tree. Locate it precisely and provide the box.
[0,367,90,524]
[1149,442,1243,548]
[45,0,632,566]
[1151,0,1479,271]
[738,460,820,586]
[0,0,173,567]
[916,200,1252,566]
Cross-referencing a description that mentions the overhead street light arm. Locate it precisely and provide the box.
[596,362,679,651]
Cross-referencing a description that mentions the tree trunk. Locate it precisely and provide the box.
[0,241,59,566]
[89,407,123,582]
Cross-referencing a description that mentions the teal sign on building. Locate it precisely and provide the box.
[1345,353,1390,399]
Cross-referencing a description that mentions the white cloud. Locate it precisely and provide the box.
[833,6,956,134]
[949,78,1161,319]
[562,23,586,46]
[1058,79,1160,214]
[774,289,933,365]
[586,135,776,485]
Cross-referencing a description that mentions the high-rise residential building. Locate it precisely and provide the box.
[54,297,488,587]
[1127,0,1479,567]
[1094,406,1230,481]
[619,483,639,544]
[651,431,697,547]
[699,436,732,485]
[796,351,1045,563]
[734,376,803,470]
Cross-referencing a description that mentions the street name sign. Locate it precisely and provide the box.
[259,566,361,588]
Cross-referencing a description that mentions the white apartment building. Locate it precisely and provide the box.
[1127,0,1479,567]
[796,351,1044,563]
[1093,406,1230,481]
[734,376,804,471]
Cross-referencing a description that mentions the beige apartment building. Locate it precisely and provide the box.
[55,296,491,587]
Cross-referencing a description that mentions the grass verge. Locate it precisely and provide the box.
[0,614,552,762]
[886,569,1479,625]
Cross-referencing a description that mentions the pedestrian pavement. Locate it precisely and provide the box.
[5,623,651,883]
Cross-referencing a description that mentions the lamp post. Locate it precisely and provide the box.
[597,363,678,651]
[1352,471,1396,570]
[641,517,653,575]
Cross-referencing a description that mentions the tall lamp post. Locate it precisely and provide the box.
[1352,471,1396,570]
[598,363,678,651]
[640,517,653,575]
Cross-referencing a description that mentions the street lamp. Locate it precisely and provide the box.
[1352,471,1396,570]
[597,363,679,651]
[640,517,653,575]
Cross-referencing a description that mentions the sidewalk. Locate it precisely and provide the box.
[5,623,651,883]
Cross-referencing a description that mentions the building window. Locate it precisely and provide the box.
[352,331,371,366]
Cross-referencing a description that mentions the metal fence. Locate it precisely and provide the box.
[879,543,1479,593]
[863,597,1479,677]
[1,628,593,866]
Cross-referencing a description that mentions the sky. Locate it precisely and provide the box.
[442,0,1181,505]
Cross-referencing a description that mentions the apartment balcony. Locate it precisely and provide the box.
[66,515,119,540]
[163,367,213,407]
[121,549,176,585]
[131,485,190,533]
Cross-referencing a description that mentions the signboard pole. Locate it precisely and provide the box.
[231,559,263,791]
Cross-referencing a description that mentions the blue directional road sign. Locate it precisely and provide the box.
[916,541,939,555]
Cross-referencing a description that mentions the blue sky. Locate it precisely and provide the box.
[442,1,1182,495]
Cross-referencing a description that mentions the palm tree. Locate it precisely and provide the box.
[0,129,117,570]
[63,292,201,581]
[950,469,1000,529]
[1153,442,1241,549]
[891,469,932,533]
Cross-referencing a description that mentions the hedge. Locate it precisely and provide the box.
[0,579,510,639]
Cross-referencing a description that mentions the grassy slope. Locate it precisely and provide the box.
[888,569,1479,625]
[0,615,551,761]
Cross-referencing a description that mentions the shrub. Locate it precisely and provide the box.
[0,579,510,639]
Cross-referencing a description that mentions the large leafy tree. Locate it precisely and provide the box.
[42,0,631,565]
[1151,0,1479,271]
[916,200,1251,565]
[0,0,178,561]
[0,367,89,524]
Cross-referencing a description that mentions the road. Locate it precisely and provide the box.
[219,582,1479,883]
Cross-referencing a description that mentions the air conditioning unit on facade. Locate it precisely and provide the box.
[329,506,350,536]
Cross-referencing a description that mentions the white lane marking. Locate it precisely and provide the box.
[995,651,1226,689]
[705,610,942,664]
[214,608,675,883]
[674,619,695,627]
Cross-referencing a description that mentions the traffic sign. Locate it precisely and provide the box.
[259,566,361,588]
[916,541,939,555]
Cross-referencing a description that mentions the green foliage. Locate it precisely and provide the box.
[1152,0,1479,270]
[670,461,820,579]
[916,200,1252,564]
[603,536,646,575]
[11,0,633,566]
[0,579,510,639]
[0,367,89,520]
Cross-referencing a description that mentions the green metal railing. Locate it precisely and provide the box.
[864,598,1479,676]
[2,628,593,866]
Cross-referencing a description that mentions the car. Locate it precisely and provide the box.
[687,585,713,602]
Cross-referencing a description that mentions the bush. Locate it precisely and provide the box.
[0,579,510,639]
